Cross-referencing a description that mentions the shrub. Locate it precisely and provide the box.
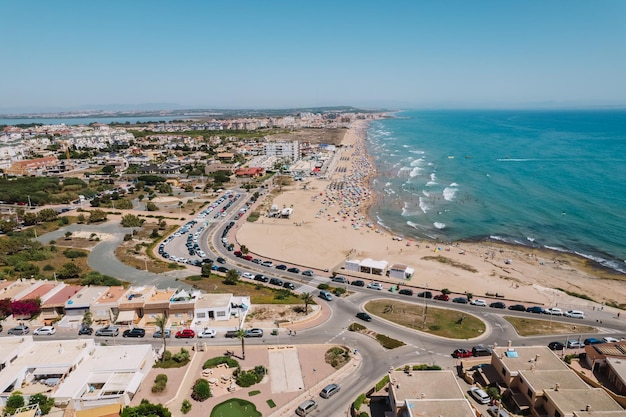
[203,356,240,369]
[375,375,390,392]
[123,234,132,241]
[412,364,442,371]
[173,348,190,363]
[354,393,367,410]
[266,399,276,408]
[236,370,262,387]
[155,374,168,383]
[152,380,166,393]
[318,283,330,290]
[348,323,366,331]
[63,249,88,258]
[249,390,261,396]
[191,379,211,401]
[334,287,346,295]
[375,334,406,349]
[181,400,191,414]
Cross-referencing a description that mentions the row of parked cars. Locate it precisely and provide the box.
[75,325,265,339]
[234,252,315,276]
[548,336,623,350]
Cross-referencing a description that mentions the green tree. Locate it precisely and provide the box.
[146,202,158,211]
[201,263,213,277]
[120,214,144,228]
[82,310,93,327]
[181,399,191,414]
[236,328,247,360]
[77,214,86,223]
[29,393,54,415]
[240,244,249,255]
[158,219,167,230]
[191,378,211,402]
[0,219,19,234]
[301,292,314,314]
[57,262,81,279]
[224,269,240,285]
[37,208,59,222]
[121,400,172,417]
[64,231,72,240]
[5,391,25,416]
[154,314,168,362]
[22,212,39,226]
[88,209,107,223]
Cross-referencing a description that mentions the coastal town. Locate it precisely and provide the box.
[0,110,625,417]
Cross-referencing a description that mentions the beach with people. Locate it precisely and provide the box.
[236,120,626,311]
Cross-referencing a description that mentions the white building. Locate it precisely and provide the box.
[264,140,300,161]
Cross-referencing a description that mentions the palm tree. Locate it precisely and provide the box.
[236,329,247,360]
[300,292,314,314]
[155,314,168,362]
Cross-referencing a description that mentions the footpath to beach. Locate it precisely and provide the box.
[236,120,626,316]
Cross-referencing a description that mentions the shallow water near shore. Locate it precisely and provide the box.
[366,109,626,273]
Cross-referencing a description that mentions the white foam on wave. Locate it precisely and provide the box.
[409,167,422,177]
[409,150,425,155]
[425,181,437,186]
[526,237,535,242]
[410,158,425,167]
[449,182,459,187]
[383,188,396,195]
[544,245,568,253]
[430,173,437,181]
[422,190,430,197]
[419,197,431,213]
[443,186,457,201]
[433,222,446,229]
[385,182,392,187]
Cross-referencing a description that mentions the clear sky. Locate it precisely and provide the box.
[2,0,625,112]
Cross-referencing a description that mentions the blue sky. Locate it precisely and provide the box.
[2,0,625,112]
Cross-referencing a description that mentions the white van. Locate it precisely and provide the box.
[470,387,490,404]
[565,310,585,319]
[319,290,333,301]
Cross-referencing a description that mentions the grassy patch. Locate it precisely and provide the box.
[210,398,262,417]
[325,346,351,369]
[203,356,240,369]
[421,255,478,273]
[266,399,276,408]
[375,375,390,392]
[248,390,260,396]
[364,300,486,339]
[184,275,304,304]
[504,316,597,336]
[555,288,595,302]
[375,334,406,349]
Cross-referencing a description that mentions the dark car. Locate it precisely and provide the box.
[216,257,226,264]
[331,276,347,283]
[225,330,238,338]
[417,291,432,299]
[287,267,300,274]
[123,328,146,338]
[302,270,315,277]
[489,301,506,309]
[175,329,196,338]
[275,264,287,270]
[472,345,492,357]
[452,348,473,358]
[234,251,243,257]
[433,294,449,301]
[508,304,526,311]
[548,341,565,351]
[283,281,296,290]
[356,312,372,322]
[269,277,284,286]
[351,280,365,287]
[398,289,414,296]
[254,274,269,282]
[452,297,469,304]
[78,326,94,335]
[217,266,229,273]
[584,337,604,345]
[526,306,545,314]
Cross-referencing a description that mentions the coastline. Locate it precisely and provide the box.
[236,119,626,310]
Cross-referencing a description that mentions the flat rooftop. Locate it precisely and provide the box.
[494,346,568,372]
[518,369,589,392]
[390,370,465,402]
[405,398,475,417]
[195,293,232,309]
[545,388,624,414]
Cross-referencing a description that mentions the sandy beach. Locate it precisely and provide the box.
[236,120,626,312]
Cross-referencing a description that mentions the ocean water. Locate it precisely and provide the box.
[366,109,626,274]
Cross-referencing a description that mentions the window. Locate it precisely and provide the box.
[217,311,226,317]
[197,312,206,318]
[527,388,532,399]
[502,368,507,377]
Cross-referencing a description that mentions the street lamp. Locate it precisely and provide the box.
[27,195,31,208]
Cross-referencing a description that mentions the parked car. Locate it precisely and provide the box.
[275,264,287,270]
[470,299,487,307]
[78,326,94,336]
[241,272,255,279]
[417,291,432,298]
[7,325,30,335]
[452,348,473,358]
[283,281,296,290]
[234,251,243,257]
[320,383,340,398]
[254,274,269,282]
[433,293,449,301]
[543,307,563,316]
[175,329,196,339]
[197,329,217,338]
[508,304,526,311]
[33,326,56,336]
[526,306,545,314]
[472,345,492,357]
[251,258,262,264]
[216,257,226,264]
[603,337,621,343]
[548,341,565,351]
[216,266,229,273]
[225,330,238,338]
[489,301,506,309]
[296,399,318,416]
[153,329,171,338]
[95,326,119,337]
[469,387,490,404]
[567,339,583,348]
[452,297,469,304]
[242,255,253,261]
[123,328,146,338]
[565,310,585,319]
[269,277,284,286]
[356,312,372,322]
[287,267,300,274]
[261,260,273,267]
[351,280,365,287]
[367,282,383,290]
[487,405,511,417]
[302,270,315,277]
[331,276,347,283]
[398,289,414,296]
[245,328,264,338]
[584,337,604,345]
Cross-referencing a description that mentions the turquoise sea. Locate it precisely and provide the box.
[366,109,626,274]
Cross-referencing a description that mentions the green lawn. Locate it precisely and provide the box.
[210,399,261,417]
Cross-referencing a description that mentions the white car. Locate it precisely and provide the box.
[470,299,487,307]
[197,329,216,338]
[602,337,621,343]
[33,326,56,336]
[367,282,384,290]
[241,272,255,279]
[565,310,585,319]
[543,307,563,316]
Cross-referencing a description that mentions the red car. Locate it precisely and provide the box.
[433,294,449,301]
[452,348,473,358]
[243,255,253,261]
[175,329,196,339]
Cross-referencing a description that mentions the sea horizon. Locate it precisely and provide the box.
[365,109,626,274]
